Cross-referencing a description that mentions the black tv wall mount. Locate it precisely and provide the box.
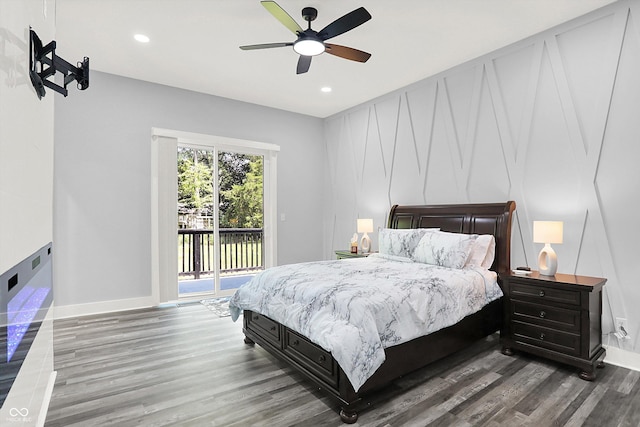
[29,28,89,99]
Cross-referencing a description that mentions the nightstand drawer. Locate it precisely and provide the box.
[511,300,580,332]
[513,321,580,356]
[510,282,580,306]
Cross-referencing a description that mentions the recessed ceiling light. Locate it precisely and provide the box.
[321,86,332,93]
[134,34,150,43]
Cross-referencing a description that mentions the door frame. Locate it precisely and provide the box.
[151,128,279,304]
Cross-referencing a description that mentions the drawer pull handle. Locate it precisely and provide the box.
[540,332,545,340]
[253,315,259,321]
[292,339,300,346]
[270,326,276,331]
[539,290,546,297]
[539,311,546,318]
[318,355,326,363]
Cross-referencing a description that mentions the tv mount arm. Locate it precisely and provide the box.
[29,28,89,99]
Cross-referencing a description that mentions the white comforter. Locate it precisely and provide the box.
[229,254,502,391]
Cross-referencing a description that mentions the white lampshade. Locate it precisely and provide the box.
[357,218,373,254]
[533,221,563,276]
[533,221,563,244]
[357,218,374,234]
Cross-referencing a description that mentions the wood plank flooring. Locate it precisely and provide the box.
[45,304,640,426]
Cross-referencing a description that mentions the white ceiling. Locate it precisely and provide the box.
[55,0,616,118]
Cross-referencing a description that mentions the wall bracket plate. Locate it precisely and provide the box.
[29,28,89,99]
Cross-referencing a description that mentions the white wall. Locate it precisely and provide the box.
[323,0,640,356]
[0,0,54,272]
[54,71,325,312]
[0,0,56,421]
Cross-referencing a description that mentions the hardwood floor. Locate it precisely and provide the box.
[45,304,640,426]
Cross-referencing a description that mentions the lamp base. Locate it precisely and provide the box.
[360,233,371,254]
[538,244,558,276]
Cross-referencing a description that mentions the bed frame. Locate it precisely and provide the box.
[242,201,516,423]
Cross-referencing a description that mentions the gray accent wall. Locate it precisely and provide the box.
[54,71,324,308]
[323,0,640,354]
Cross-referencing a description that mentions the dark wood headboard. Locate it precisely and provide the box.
[388,201,516,274]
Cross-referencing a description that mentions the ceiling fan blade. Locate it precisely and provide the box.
[324,44,371,63]
[296,55,312,74]
[261,1,303,34]
[318,7,371,41]
[240,42,292,50]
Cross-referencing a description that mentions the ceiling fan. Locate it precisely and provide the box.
[240,1,372,74]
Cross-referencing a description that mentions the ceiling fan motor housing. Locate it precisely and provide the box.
[301,7,318,22]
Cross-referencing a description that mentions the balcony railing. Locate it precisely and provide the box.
[178,228,264,279]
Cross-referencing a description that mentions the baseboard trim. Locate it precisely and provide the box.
[53,296,157,319]
[603,344,640,372]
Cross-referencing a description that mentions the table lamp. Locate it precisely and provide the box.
[533,221,563,276]
[357,219,373,254]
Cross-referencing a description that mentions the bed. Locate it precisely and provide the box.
[230,201,515,423]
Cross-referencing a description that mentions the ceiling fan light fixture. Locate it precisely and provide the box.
[293,38,325,56]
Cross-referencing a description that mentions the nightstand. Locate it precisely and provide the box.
[501,271,607,381]
[334,250,374,259]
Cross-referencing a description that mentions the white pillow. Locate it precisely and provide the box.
[412,231,477,269]
[378,228,439,259]
[466,234,496,269]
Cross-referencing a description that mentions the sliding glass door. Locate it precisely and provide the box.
[177,145,265,298]
[217,151,264,294]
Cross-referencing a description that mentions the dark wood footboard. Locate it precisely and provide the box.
[243,297,503,423]
[242,309,360,419]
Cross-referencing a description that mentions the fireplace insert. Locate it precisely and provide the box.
[0,242,53,407]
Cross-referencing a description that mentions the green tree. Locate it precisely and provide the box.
[178,149,213,216]
[177,148,263,228]
[218,152,251,192]
[220,156,263,228]
[218,152,251,223]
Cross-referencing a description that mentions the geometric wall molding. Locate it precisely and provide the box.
[323,0,640,354]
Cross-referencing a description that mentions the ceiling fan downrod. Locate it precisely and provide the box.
[301,7,318,29]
